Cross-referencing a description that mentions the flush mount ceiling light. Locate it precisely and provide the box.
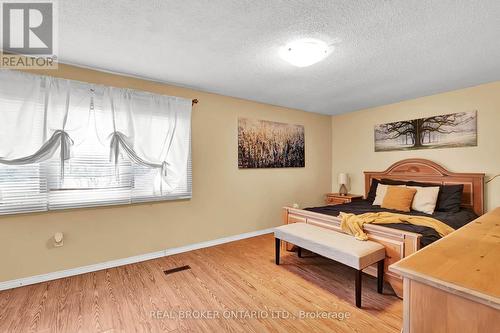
[279,38,332,67]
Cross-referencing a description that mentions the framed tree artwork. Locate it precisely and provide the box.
[374,111,477,152]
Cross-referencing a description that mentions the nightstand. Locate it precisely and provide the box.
[325,193,363,206]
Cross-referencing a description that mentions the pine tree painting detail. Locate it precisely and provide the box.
[374,111,477,152]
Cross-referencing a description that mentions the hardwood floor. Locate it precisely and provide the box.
[0,234,402,332]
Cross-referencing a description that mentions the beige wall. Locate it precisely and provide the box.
[0,64,332,282]
[331,81,500,212]
[2,64,497,283]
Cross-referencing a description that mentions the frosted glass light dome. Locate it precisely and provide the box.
[279,39,332,67]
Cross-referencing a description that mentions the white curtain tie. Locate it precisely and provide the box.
[0,130,73,164]
[161,161,170,177]
[58,130,74,178]
[58,130,73,160]
[109,132,122,166]
[108,131,170,186]
[0,129,73,179]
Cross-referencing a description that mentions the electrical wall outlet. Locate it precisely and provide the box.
[54,232,64,247]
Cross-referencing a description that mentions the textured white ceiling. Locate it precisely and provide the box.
[57,0,500,115]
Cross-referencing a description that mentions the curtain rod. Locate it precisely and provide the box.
[192,99,198,106]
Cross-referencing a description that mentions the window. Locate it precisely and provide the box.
[0,70,192,215]
[0,163,47,214]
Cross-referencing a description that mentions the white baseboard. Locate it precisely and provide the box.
[0,227,275,291]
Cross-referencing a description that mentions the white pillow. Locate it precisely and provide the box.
[372,184,389,206]
[407,186,440,214]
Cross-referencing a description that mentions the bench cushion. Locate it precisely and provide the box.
[274,223,385,270]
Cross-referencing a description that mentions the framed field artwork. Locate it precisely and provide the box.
[374,111,477,152]
[238,118,305,168]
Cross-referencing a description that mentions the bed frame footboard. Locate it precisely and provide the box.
[282,206,422,298]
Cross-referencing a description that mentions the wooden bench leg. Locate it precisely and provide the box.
[355,269,362,308]
[297,246,302,258]
[377,259,384,294]
[275,238,280,265]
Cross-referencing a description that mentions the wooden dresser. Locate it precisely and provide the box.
[390,207,500,333]
[325,193,363,206]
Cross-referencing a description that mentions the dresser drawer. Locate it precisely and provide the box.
[325,193,363,206]
[326,197,349,205]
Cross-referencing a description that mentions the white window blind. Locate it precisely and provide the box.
[0,70,192,215]
[0,164,47,214]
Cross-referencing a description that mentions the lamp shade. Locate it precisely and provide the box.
[338,173,348,185]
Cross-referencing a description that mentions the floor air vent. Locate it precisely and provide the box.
[164,265,191,275]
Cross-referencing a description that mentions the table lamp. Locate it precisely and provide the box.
[338,173,348,196]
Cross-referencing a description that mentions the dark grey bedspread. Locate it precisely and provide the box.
[305,200,477,247]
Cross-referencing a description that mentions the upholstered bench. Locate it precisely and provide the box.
[274,223,386,308]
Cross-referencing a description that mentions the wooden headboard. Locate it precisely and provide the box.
[364,159,485,215]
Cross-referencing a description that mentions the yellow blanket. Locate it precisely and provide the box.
[339,212,455,241]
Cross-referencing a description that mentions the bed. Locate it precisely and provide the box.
[282,158,484,297]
